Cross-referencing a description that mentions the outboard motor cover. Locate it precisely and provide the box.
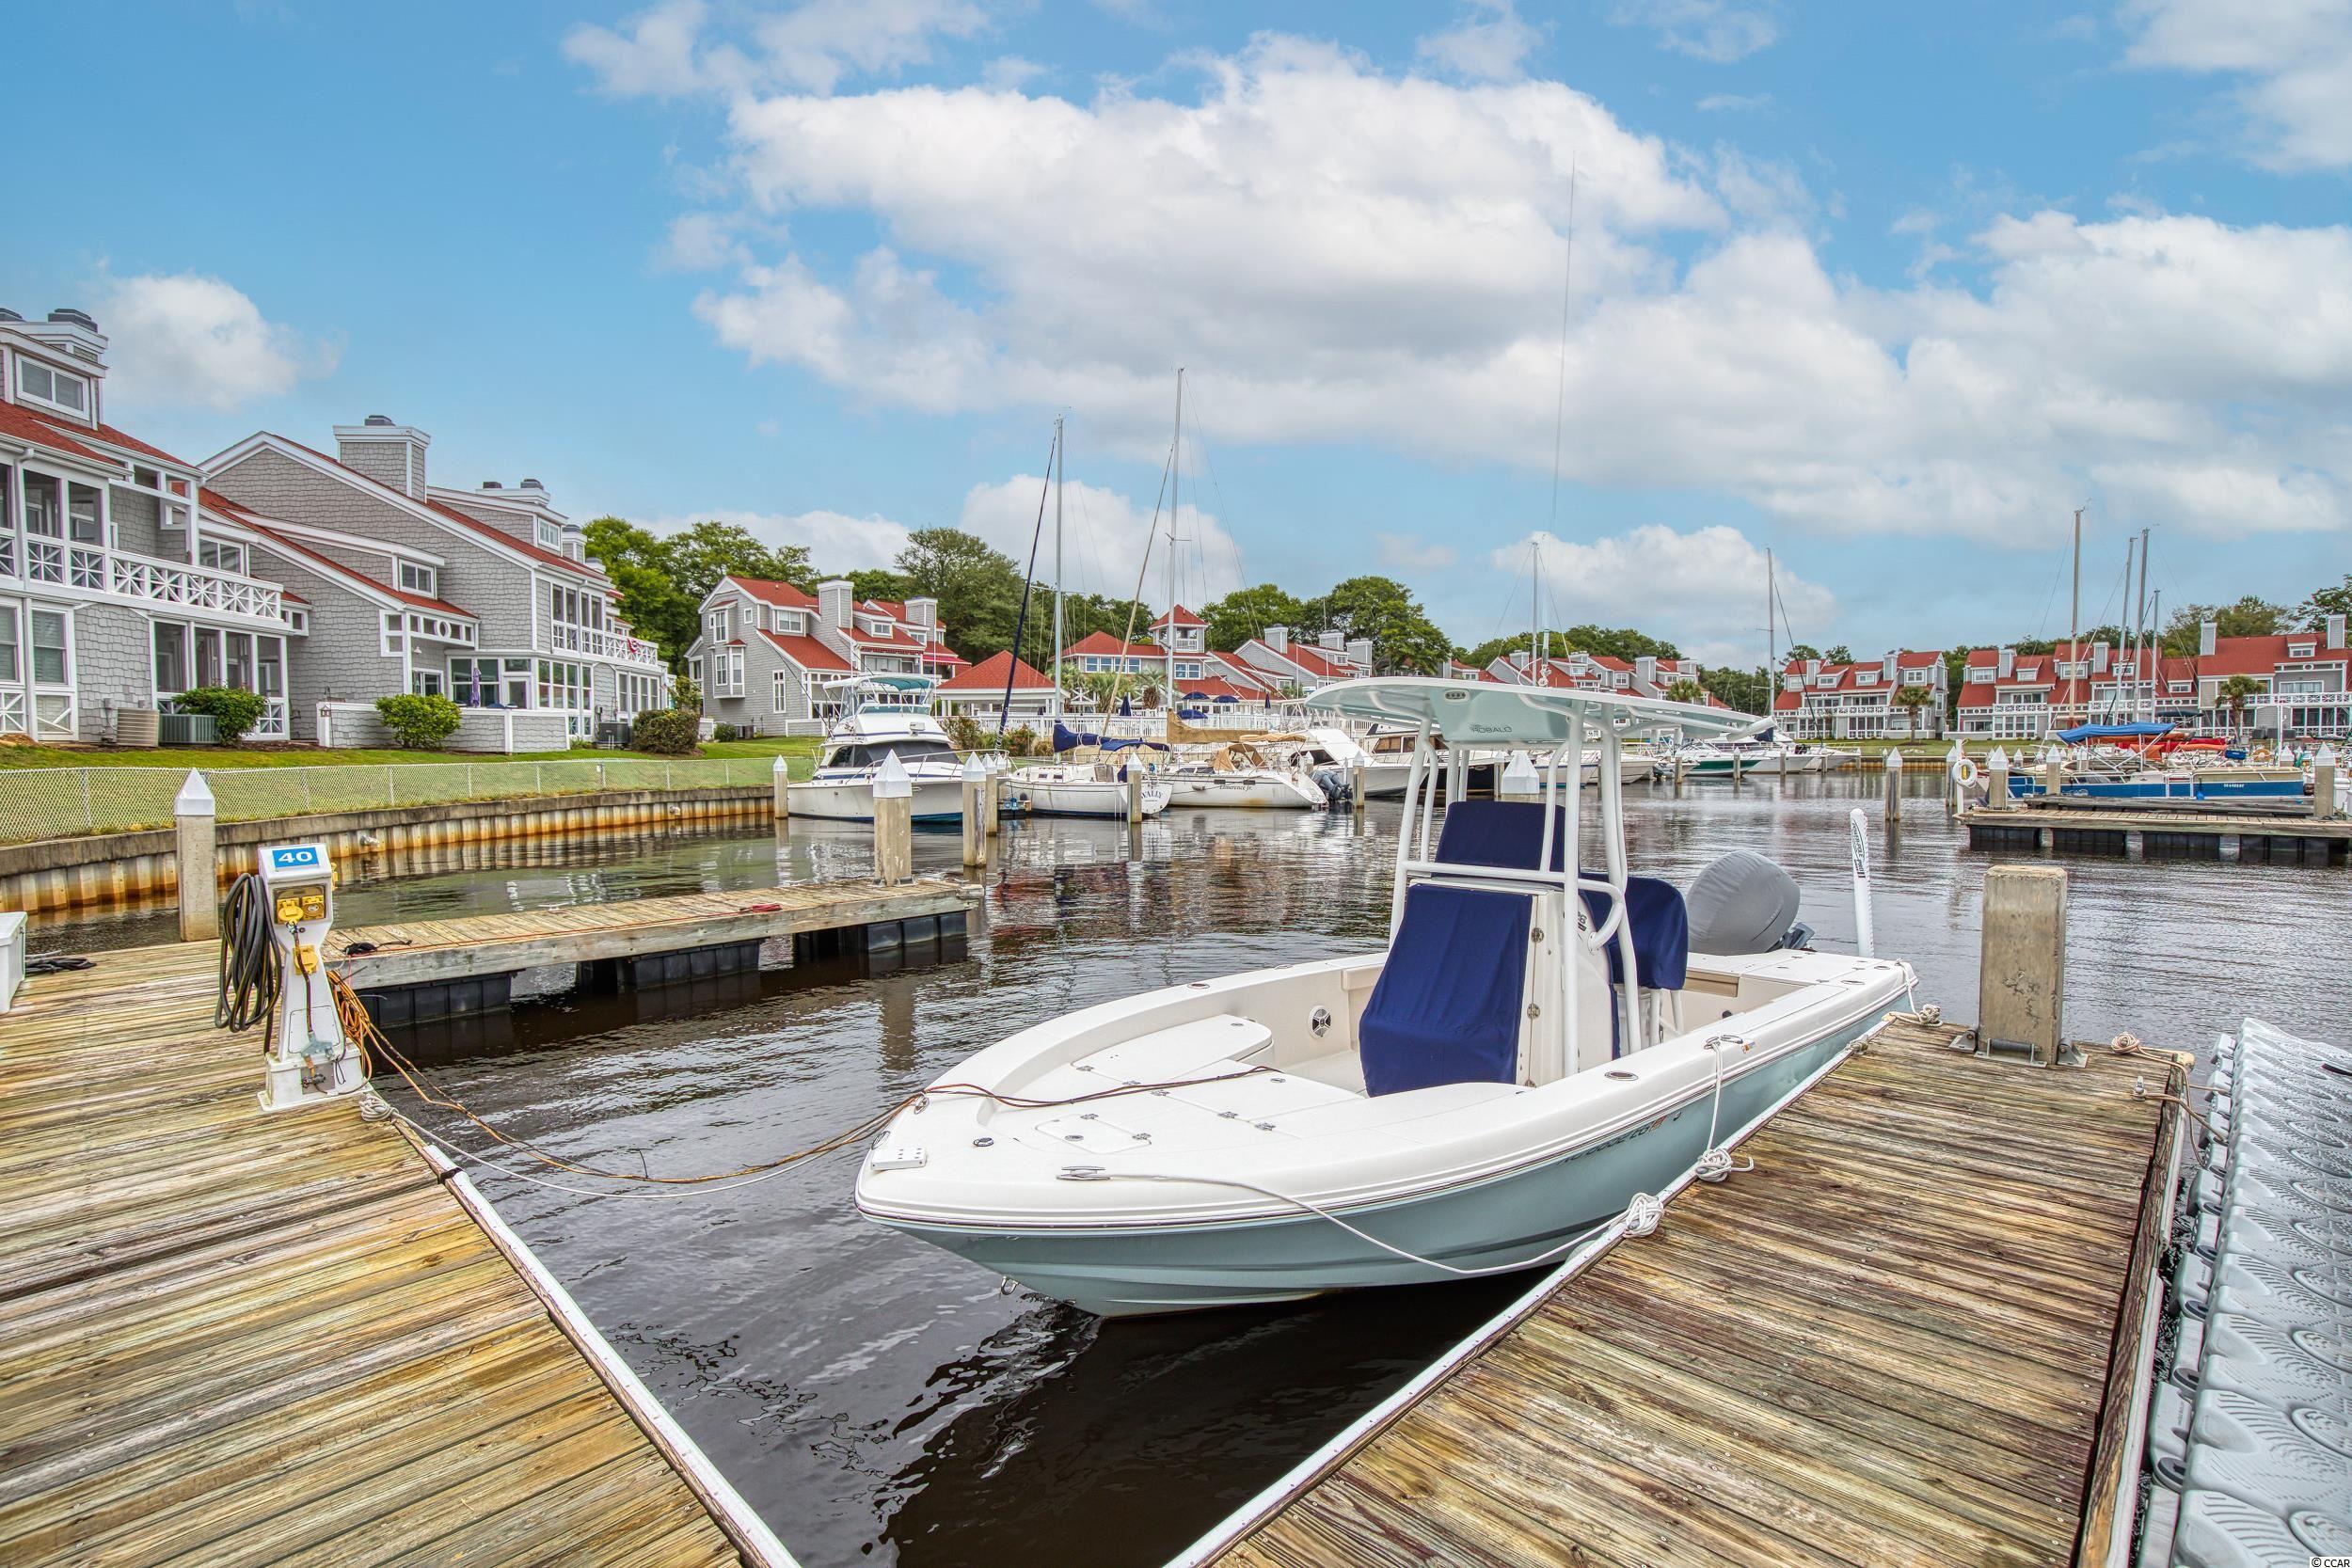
[1684,850,1804,955]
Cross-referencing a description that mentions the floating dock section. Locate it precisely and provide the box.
[1963,801,2351,863]
[332,875,979,1021]
[1184,1014,2185,1568]
[0,941,796,1568]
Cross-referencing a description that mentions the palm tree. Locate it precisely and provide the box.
[2217,674,2264,736]
[1892,683,1932,738]
[1663,679,1705,705]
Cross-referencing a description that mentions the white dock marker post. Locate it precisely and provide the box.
[983,754,1003,838]
[1848,806,1875,958]
[1946,737,1963,816]
[1884,748,1902,824]
[771,752,790,821]
[2314,744,2338,821]
[1988,746,2010,811]
[1499,750,1540,803]
[960,752,987,868]
[1125,757,1144,825]
[872,753,914,887]
[176,770,219,942]
[1350,758,1366,820]
[2042,743,2065,800]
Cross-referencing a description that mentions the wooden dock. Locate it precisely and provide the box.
[1963,801,2350,862]
[0,940,796,1568]
[329,875,978,1013]
[1190,1016,2185,1568]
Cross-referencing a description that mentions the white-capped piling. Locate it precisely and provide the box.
[1978,863,2069,1066]
[2315,745,2339,820]
[872,753,914,887]
[1498,751,1541,803]
[960,753,987,868]
[175,770,218,942]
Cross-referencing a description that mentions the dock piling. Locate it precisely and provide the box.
[1350,759,1366,819]
[873,755,914,886]
[173,770,217,942]
[1987,745,2010,810]
[1125,763,1143,825]
[1977,863,2069,1066]
[960,754,986,869]
[983,761,1002,837]
[771,752,789,820]
[1883,749,1902,823]
[2316,744,2339,819]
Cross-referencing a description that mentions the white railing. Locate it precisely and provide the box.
[546,622,667,668]
[14,536,284,624]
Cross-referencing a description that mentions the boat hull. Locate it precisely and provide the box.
[870,1023,1862,1316]
[1163,774,1327,810]
[1005,778,1174,818]
[787,776,967,822]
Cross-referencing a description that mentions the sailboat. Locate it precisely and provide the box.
[857,678,1914,1315]
[1013,417,1172,820]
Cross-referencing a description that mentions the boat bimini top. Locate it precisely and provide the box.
[1307,677,1758,1083]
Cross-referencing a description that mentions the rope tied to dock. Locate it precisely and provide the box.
[1622,1192,1665,1236]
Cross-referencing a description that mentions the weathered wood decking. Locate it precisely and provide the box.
[328,875,979,988]
[1963,801,2351,862]
[1202,1017,2184,1568]
[0,941,787,1568]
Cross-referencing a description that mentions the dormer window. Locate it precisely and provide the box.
[2290,641,2316,658]
[1855,670,1877,685]
[535,519,561,550]
[398,561,437,597]
[15,357,89,417]
[773,610,803,635]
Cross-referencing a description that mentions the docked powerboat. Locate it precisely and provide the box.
[857,678,1913,1316]
[787,677,970,822]
[1254,727,1413,802]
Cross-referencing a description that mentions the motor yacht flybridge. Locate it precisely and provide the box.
[856,678,1915,1316]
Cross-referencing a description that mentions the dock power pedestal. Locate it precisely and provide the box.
[253,841,363,1111]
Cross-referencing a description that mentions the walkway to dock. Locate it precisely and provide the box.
[1201,1016,2184,1568]
[0,941,787,1568]
[1964,801,2350,863]
[328,874,979,988]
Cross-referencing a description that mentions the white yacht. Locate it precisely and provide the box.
[1006,755,1174,818]
[787,677,970,823]
[1161,742,1329,811]
[857,679,1913,1316]
[1252,727,1412,801]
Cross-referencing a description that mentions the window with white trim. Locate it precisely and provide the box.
[196,538,246,575]
[773,669,793,712]
[128,465,194,533]
[0,606,19,683]
[381,611,405,656]
[398,561,437,596]
[16,356,89,417]
[536,519,562,550]
[30,609,68,685]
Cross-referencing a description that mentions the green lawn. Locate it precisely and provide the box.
[0,735,825,777]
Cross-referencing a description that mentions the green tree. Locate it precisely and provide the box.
[2296,575,2352,629]
[1663,678,1705,705]
[898,528,1025,657]
[846,568,918,606]
[1892,682,1933,737]
[1200,583,1305,652]
[1782,642,1820,662]
[1316,576,1452,673]
[1700,665,1769,714]
[2162,596,2288,655]
[581,517,812,665]
[1821,644,1852,664]
[2217,673,2265,735]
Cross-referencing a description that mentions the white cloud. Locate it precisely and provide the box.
[624,32,2351,545]
[1610,0,1781,62]
[1696,91,1772,112]
[1375,531,1458,571]
[956,474,1245,607]
[97,273,333,412]
[981,55,1044,90]
[660,506,913,571]
[1491,524,1833,665]
[2121,0,2352,168]
[660,211,750,270]
[1415,1,1542,83]
[565,0,987,99]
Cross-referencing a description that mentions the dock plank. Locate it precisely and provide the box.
[1206,1018,2182,1568]
[0,945,768,1568]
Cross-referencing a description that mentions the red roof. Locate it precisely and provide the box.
[1174,677,1257,701]
[0,401,110,464]
[1247,638,1354,678]
[939,650,1052,692]
[204,488,474,618]
[1207,653,1280,692]
[732,577,818,609]
[1152,604,1205,629]
[1062,631,1160,658]
[758,628,854,673]
[1774,650,1946,711]
[2189,633,2352,677]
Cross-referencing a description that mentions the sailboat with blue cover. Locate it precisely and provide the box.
[856,678,1914,1316]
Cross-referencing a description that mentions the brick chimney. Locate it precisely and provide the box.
[334,415,430,499]
[2199,619,2217,657]
[817,579,852,629]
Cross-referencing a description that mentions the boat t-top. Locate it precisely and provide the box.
[787,675,969,823]
[856,677,1915,1315]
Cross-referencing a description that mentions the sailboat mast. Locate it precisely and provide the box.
[1052,414,1065,721]
[1767,546,1775,691]
[2068,506,2084,727]
[1168,369,1182,711]
[2136,525,2151,721]
[1532,539,1545,687]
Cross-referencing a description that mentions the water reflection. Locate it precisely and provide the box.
[36,774,2352,1566]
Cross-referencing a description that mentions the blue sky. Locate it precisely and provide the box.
[11,1,2349,665]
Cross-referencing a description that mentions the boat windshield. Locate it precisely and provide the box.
[822,738,959,769]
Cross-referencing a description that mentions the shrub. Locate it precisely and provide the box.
[671,673,703,713]
[373,693,463,750]
[942,714,986,753]
[1004,724,1041,759]
[174,686,269,745]
[630,707,701,755]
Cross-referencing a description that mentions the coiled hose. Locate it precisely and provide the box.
[215,872,277,1040]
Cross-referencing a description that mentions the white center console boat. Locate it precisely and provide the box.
[857,678,1913,1315]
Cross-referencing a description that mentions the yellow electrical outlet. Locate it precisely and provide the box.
[293,943,320,975]
[275,895,305,924]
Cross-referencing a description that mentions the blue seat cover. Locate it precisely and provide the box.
[1433,800,1690,990]
[1359,882,1531,1097]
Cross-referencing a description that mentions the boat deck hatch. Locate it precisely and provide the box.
[1084,1014,1274,1084]
[1032,1113,1149,1154]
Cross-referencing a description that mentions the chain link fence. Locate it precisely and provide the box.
[0,757,787,846]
